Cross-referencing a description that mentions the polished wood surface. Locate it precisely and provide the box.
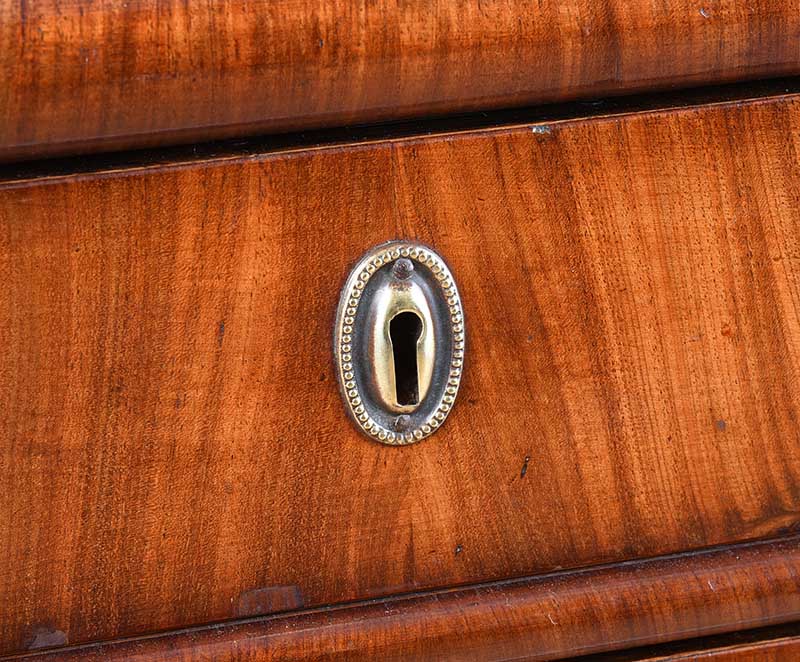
[3,0,800,161]
[9,538,800,661]
[660,639,800,662]
[3,92,800,654]
[621,631,800,661]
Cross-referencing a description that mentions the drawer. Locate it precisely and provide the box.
[2,91,800,656]
[3,0,800,161]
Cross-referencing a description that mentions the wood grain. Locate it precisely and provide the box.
[646,642,800,661]
[656,639,800,662]
[615,630,800,661]
[7,538,800,662]
[3,92,800,654]
[2,0,800,161]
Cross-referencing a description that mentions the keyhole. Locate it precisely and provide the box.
[390,312,423,407]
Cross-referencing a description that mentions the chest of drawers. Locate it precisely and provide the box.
[2,2,800,660]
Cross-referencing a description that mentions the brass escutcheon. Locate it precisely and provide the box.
[334,241,465,445]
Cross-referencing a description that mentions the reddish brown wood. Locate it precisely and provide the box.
[618,630,800,661]
[7,538,800,662]
[662,638,800,661]
[2,0,800,161]
[3,92,800,655]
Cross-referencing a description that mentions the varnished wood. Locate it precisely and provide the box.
[8,538,800,661]
[3,92,800,654]
[645,641,800,661]
[3,0,800,161]
[615,629,800,661]
[656,638,800,661]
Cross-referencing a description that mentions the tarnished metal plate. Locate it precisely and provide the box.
[334,241,464,445]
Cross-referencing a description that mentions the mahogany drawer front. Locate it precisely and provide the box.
[15,539,800,661]
[2,92,800,655]
[3,0,800,162]
[613,628,800,662]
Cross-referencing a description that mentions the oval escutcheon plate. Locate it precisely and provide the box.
[334,241,465,445]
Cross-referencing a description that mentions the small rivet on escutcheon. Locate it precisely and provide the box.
[392,258,414,280]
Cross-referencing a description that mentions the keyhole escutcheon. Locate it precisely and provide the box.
[334,241,464,445]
